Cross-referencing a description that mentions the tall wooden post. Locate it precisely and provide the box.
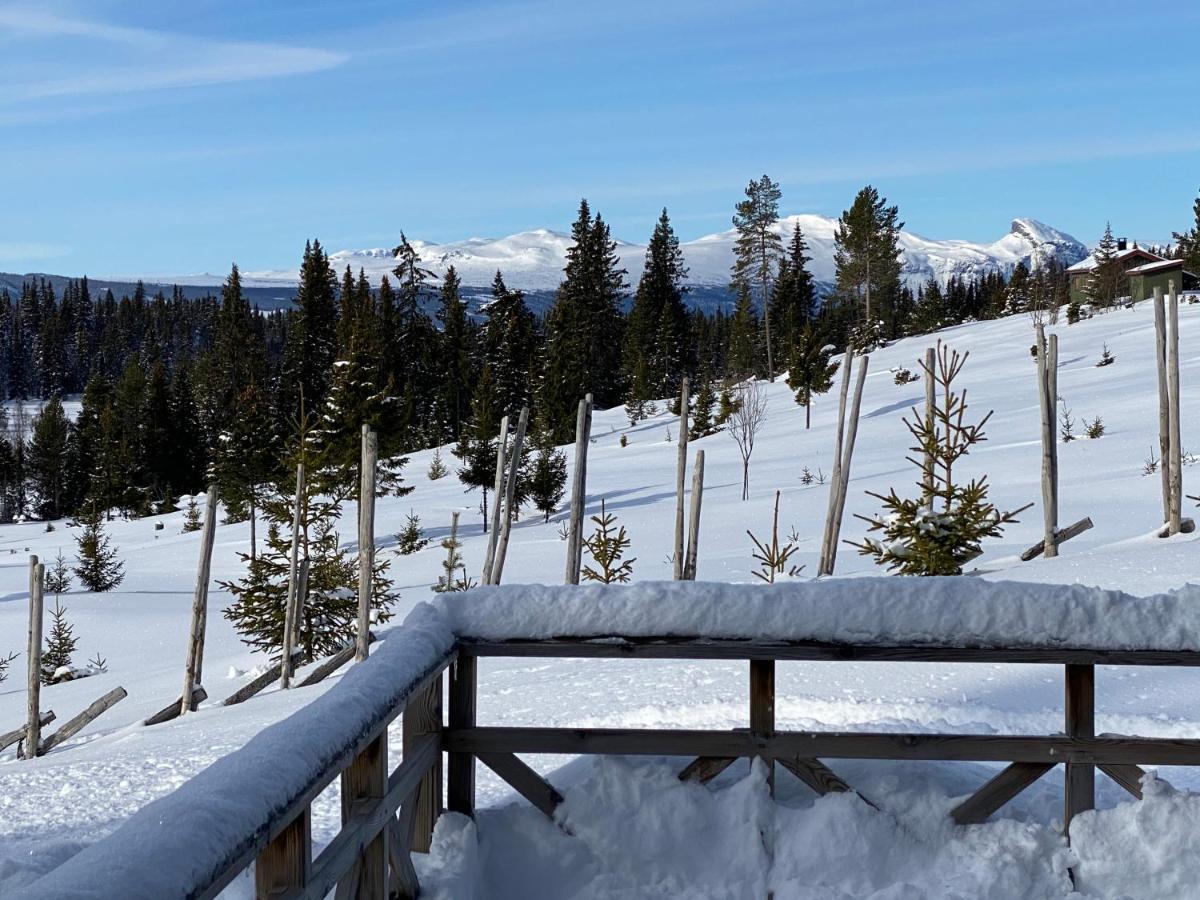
[482,414,510,580]
[923,347,936,491]
[1167,281,1183,535]
[339,732,387,898]
[821,354,869,576]
[1063,663,1095,837]
[491,407,529,585]
[819,350,854,575]
[683,449,705,581]
[24,558,44,760]
[1036,326,1058,558]
[356,426,377,663]
[404,678,443,852]
[1153,287,1171,523]
[673,378,690,580]
[564,395,592,585]
[750,659,775,793]
[181,486,219,714]
[281,465,305,688]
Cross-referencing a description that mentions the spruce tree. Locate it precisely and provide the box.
[45,551,72,594]
[527,410,567,522]
[65,374,111,512]
[437,266,474,441]
[727,283,760,377]
[581,499,636,583]
[213,379,278,556]
[279,239,339,418]
[181,495,203,533]
[427,448,448,480]
[787,323,839,429]
[689,376,718,439]
[1172,190,1200,275]
[625,208,690,395]
[481,271,537,419]
[833,186,905,345]
[74,504,125,592]
[731,175,784,380]
[41,599,78,683]
[396,511,428,555]
[28,396,71,519]
[770,224,816,363]
[453,365,501,529]
[1087,223,1125,308]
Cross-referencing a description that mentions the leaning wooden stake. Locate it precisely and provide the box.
[1153,287,1172,523]
[181,486,219,715]
[820,354,869,576]
[1167,281,1183,535]
[490,407,529,585]
[482,414,510,580]
[23,557,44,760]
[356,426,378,663]
[564,395,593,585]
[1021,516,1094,562]
[39,686,128,755]
[673,377,690,580]
[281,465,305,689]
[683,449,705,581]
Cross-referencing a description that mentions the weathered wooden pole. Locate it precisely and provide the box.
[281,548,309,691]
[564,395,592,585]
[481,414,510,580]
[1153,287,1172,523]
[181,486,219,715]
[1063,663,1095,837]
[280,464,306,687]
[490,407,529,585]
[823,355,869,576]
[39,686,127,755]
[356,425,377,664]
[1168,281,1183,535]
[23,558,44,760]
[1035,326,1058,558]
[923,347,936,491]
[673,378,690,580]
[683,449,705,581]
[819,350,854,574]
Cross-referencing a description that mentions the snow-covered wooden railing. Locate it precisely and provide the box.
[24,579,1200,898]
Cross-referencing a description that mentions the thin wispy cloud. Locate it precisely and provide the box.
[0,241,70,263]
[0,6,347,104]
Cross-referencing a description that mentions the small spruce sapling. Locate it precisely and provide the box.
[854,341,1026,575]
[619,434,628,448]
[0,650,17,684]
[800,466,815,486]
[181,495,203,533]
[893,367,919,385]
[74,504,125,592]
[433,512,476,593]
[427,448,449,480]
[1143,447,1160,476]
[748,491,802,582]
[581,499,636,584]
[41,599,78,683]
[1085,416,1105,439]
[396,511,429,555]
[1096,343,1115,367]
[45,552,71,595]
[1059,407,1076,443]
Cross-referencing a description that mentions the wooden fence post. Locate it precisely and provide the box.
[339,732,387,899]
[683,449,705,581]
[482,414,510,581]
[1153,287,1172,523]
[403,677,444,852]
[356,426,377,663]
[490,407,529,585]
[821,354,869,576]
[674,378,690,580]
[256,807,311,898]
[24,558,44,760]
[565,395,592,585]
[448,656,477,818]
[750,659,775,793]
[281,465,305,688]
[1036,326,1058,558]
[1064,663,1095,837]
[1167,281,1182,535]
[181,486,219,714]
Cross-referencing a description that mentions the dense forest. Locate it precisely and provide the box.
[1,181,1196,528]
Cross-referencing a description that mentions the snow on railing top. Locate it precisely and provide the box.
[23,577,1200,898]
[439,578,1200,652]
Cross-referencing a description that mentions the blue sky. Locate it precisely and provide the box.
[2,0,1199,277]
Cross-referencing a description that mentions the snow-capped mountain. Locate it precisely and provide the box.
[230,216,1085,296]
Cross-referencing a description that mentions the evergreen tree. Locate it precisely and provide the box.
[65,374,111,512]
[540,200,628,441]
[526,410,567,522]
[1087,223,1125,308]
[689,375,718,439]
[427,448,448,480]
[481,271,537,419]
[581,499,636,583]
[213,379,278,557]
[196,264,267,443]
[74,504,125,592]
[786,323,839,429]
[453,365,501,529]
[770,224,816,363]
[181,495,203,533]
[437,266,474,441]
[1173,189,1200,275]
[28,396,71,519]
[625,208,690,395]
[41,599,78,683]
[833,186,904,345]
[396,511,429,555]
[731,175,784,380]
[727,283,760,377]
[279,239,339,418]
[45,551,72,594]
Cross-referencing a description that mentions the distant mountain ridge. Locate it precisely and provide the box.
[2,215,1088,315]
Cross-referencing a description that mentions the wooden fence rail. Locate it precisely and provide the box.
[26,634,1200,899]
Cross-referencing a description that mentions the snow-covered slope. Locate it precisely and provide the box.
[6,300,1199,897]
[163,216,1086,296]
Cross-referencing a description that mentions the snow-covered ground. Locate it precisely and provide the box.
[3,300,1200,897]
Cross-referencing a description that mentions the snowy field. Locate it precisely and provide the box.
[3,301,1200,897]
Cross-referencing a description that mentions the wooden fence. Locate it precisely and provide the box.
[26,633,1200,899]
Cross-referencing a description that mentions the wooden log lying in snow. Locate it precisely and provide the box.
[297,632,377,689]
[222,650,304,706]
[143,687,208,727]
[39,687,127,755]
[1020,517,1094,562]
[1,711,53,753]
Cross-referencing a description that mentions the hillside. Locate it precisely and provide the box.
[2,300,1198,896]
